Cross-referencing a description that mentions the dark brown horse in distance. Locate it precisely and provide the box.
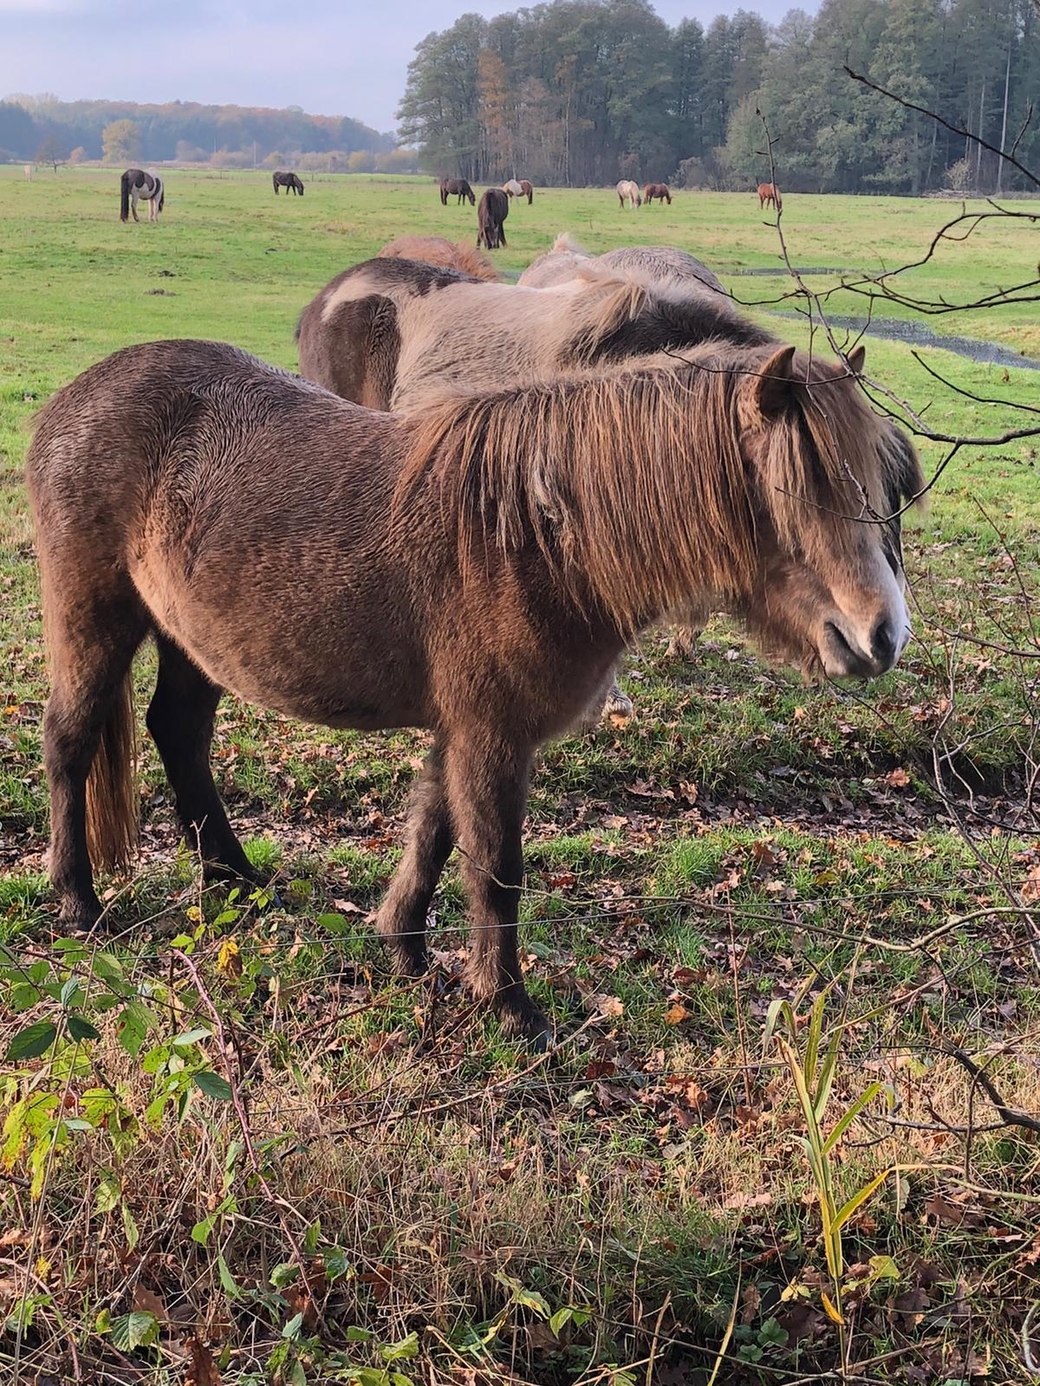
[273,171,305,195]
[758,182,782,210]
[28,337,919,1040]
[477,187,509,249]
[439,177,475,206]
[643,182,671,205]
[119,168,164,223]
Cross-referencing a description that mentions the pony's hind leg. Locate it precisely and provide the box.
[375,739,453,976]
[43,589,149,930]
[145,635,262,888]
[443,732,547,1043]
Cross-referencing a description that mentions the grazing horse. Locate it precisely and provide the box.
[273,171,305,196]
[758,182,782,210]
[643,182,671,205]
[519,179,534,203]
[503,179,524,198]
[439,177,475,206]
[28,336,920,1040]
[120,168,164,223]
[477,188,509,250]
[616,179,641,208]
[377,236,499,282]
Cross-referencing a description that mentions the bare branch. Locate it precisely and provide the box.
[945,1045,1040,1135]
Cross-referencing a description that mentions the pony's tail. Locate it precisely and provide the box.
[119,170,130,222]
[157,181,164,214]
[85,671,139,871]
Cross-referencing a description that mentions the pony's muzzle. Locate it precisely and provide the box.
[822,613,908,678]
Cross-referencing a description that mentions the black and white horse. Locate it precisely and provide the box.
[120,168,164,223]
[273,171,305,196]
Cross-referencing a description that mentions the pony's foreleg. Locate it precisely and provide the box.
[375,740,453,976]
[145,635,261,887]
[42,592,149,929]
[444,734,546,1042]
[665,624,703,660]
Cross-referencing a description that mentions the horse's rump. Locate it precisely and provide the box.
[477,188,509,250]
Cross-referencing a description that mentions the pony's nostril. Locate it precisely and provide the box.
[872,618,896,666]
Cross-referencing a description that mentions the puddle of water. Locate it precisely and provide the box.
[731,266,860,276]
[772,310,1040,372]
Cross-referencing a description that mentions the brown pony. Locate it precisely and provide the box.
[519,179,534,203]
[377,235,500,283]
[758,182,782,210]
[439,177,475,206]
[476,188,509,250]
[28,337,919,1040]
[643,183,671,205]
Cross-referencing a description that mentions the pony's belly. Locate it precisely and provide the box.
[131,560,428,732]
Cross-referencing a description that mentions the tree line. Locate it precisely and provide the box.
[397,0,1040,194]
[0,95,393,168]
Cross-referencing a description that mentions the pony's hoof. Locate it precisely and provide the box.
[496,1001,553,1049]
[59,910,104,935]
[56,892,105,934]
[523,1024,554,1054]
[665,626,703,661]
[600,687,634,727]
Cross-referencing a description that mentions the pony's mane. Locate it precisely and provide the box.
[551,231,587,254]
[396,344,914,632]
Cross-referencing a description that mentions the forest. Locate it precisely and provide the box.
[397,0,1040,192]
[0,94,393,168]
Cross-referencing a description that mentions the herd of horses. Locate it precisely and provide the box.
[116,166,783,237]
[437,177,534,251]
[433,175,779,258]
[45,175,874,1041]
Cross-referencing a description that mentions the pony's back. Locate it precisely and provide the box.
[378,236,499,282]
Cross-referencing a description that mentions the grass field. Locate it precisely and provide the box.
[2,166,1040,1385]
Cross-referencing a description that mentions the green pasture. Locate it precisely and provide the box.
[2,166,1040,1384]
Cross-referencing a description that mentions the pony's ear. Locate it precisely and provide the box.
[847,344,866,375]
[750,344,797,419]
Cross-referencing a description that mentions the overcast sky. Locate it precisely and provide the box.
[2,1,815,133]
